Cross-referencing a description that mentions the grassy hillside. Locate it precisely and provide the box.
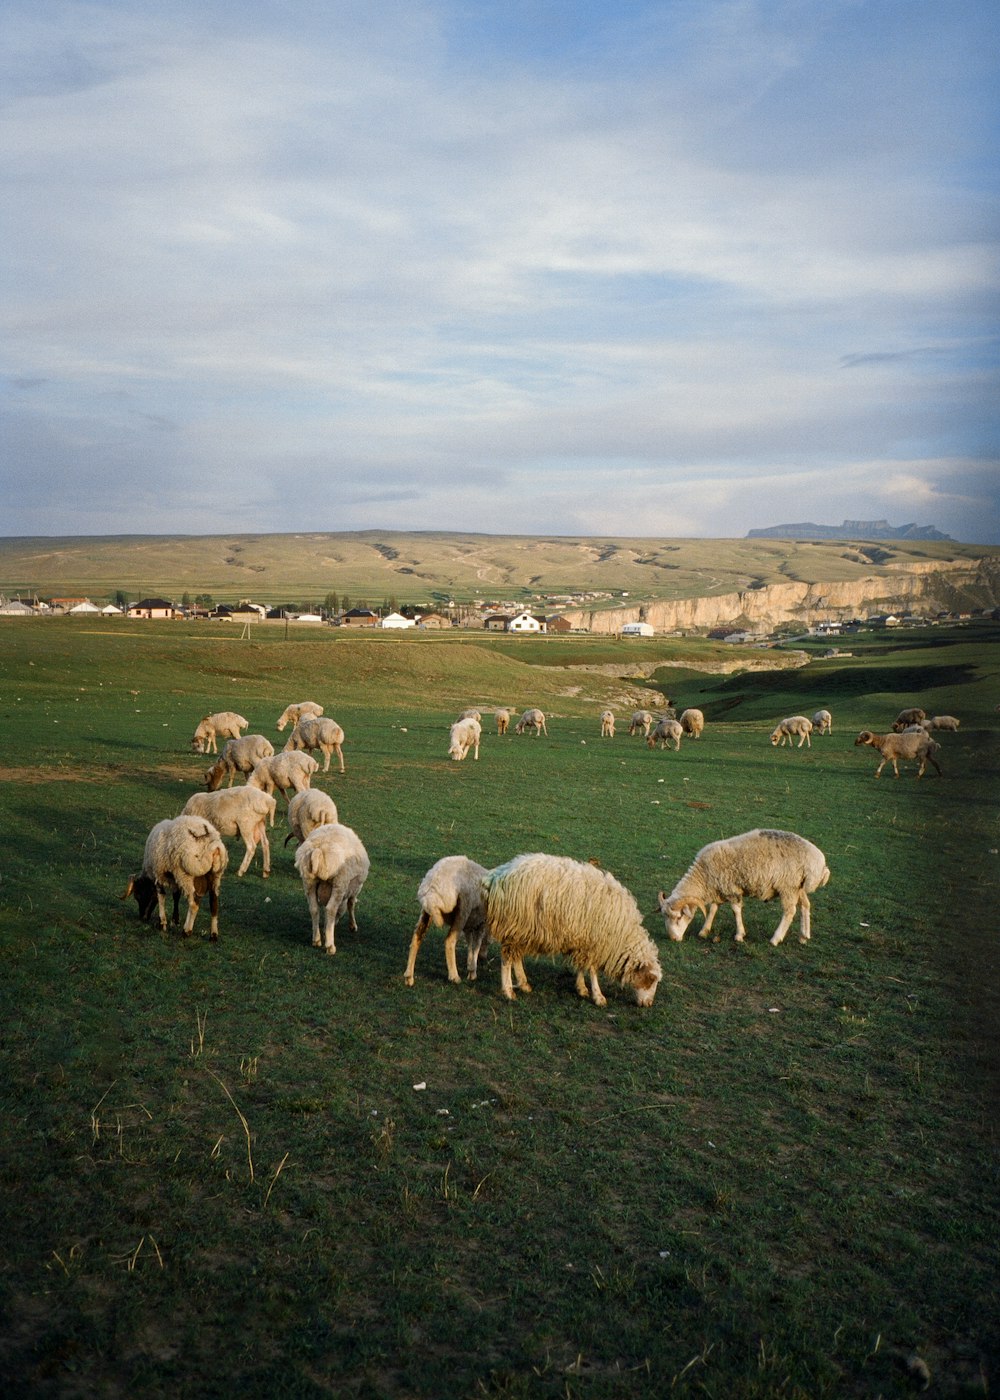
[0,618,998,1396]
[1,530,995,608]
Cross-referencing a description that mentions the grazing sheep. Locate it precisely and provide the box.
[647,717,684,751]
[482,853,662,1007]
[285,788,339,846]
[921,715,960,732]
[404,856,491,986]
[294,823,370,954]
[247,750,319,802]
[459,708,482,723]
[276,700,324,732]
[182,786,276,877]
[770,716,813,748]
[600,710,615,738]
[657,828,830,947]
[811,709,833,735]
[627,710,653,738]
[448,716,481,761]
[679,708,704,739]
[892,707,927,732]
[122,815,228,938]
[514,708,547,737]
[191,711,249,754]
[284,715,346,774]
[854,729,942,779]
[495,708,513,735]
[204,734,275,790]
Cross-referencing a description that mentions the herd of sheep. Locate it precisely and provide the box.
[123,693,960,1009]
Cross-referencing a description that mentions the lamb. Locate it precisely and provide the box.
[770,716,813,748]
[191,711,249,754]
[448,716,481,761]
[181,786,276,877]
[285,788,339,846]
[921,715,960,732]
[122,815,228,938]
[811,709,833,736]
[283,715,346,773]
[495,708,513,735]
[514,708,547,737]
[404,856,491,986]
[647,717,684,751]
[247,750,319,803]
[854,729,942,779]
[657,828,830,947]
[481,853,663,1008]
[294,823,370,954]
[679,708,704,739]
[276,700,324,732]
[628,710,653,737]
[600,710,615,738]
[892,707,927,732]
[204,734,275,790]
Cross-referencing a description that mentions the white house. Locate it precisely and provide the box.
[381,612,415,629]
[507,610,546,633]
[68,600,101,615]
[620,621,654,637]
[100,603,123,616]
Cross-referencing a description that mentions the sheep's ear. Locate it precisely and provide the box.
[656,890,668,908]
[635,965,659,991]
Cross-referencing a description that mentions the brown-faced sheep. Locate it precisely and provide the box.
[276,700,324,732]
[627,710,653,737]
[647,717,684,751]
[284,716,346,774]
[679,708,704,739]
[892,707,927,732]
[514,708,547,737]
[770,716,813,748]
[404,856,490,986]
[191,711,249,754]
[122,815,228,938]
[294,823,370,954]
[482,853,662,1007]
[854,729,942,779]
[247,750,319,803]
[285,789,339,846]
[204,734,275,790]
[448,717,481,761]
[811,709,833,735]
[600,710,615,738]
[182,787,276,877]
[658,829,830,946]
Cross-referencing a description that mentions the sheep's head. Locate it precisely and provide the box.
[204,760,226,790]
[854,730,876,747]
[630,960,662,1007]
[769,728,782,745]
[122,873,158,922]
[657,891,702,941]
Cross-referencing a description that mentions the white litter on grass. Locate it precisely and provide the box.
[400,727,408,732]
[859,922,870,927]
[659,1250,670,1258]
[768,1007,780,1013]
[436,1108,450,1116]
[651,800,660,805]
[413,1082,426,1091]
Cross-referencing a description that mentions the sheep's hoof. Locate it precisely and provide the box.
[325,946,336,955]
[592,995,607,1008]
[262,871,270,879]
[404,975,415,987]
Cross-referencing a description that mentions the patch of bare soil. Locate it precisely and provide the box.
[0,766,105,784]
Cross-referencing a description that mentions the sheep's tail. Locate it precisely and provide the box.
[818,865,831,889]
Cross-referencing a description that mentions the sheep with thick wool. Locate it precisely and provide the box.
[628,710,653,737]
[921,714,960,732]
[285,788,339,846]
[404,855,492,986]
[191,711,248,754]
[495,708,513,735]
[892,707,927,732]
[481,853,662,1007]
[514,708,547,737]
[658,829,830,947]
[811,709,833,736]
[770,715,813,748]
[647,717,684,751]
[247,750,319,803]
[600,710,615,738]
[276,700,324,732]
[182,786,276,877]
[204,734,275,790]
[122,815,228,938]
[448,717,481,761]
[294,823,370,954]
[679,708,704,739]
[854,729,942,779]
[284,715,346,773]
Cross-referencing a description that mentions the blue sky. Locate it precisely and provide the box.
[2,0,998,541]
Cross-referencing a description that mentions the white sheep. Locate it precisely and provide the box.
[204,734,275,790]
[921,715,960,732]
[495,708,513,736]
[482,853,663,1007]
[182,786,277,877]
[627,710,653,738]
[122,815,228,938]
[854,729,942,779]
[514,708,547,737]
[811,709,833,735]
[285,788,339,846]
[892,707,927,732]
[191,711,249,754]
[600,710,615,738]
[770,715,813,748]
[657,828,830,947]
[459,708,482,723]
[647,717,684,751]
[247,750,319,802]
[679,708,704,739]
[294,823,370,954]
[404,856,491,986]
[276,700,325,732]
[283,715,346,774]
[448,717,481,761]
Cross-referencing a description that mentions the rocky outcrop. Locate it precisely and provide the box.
[565,558,1000,635]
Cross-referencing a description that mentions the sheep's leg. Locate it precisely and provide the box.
[307,889,322,947]
[512,958,531,992]
[334,743,345,774]
[472,740,479,760]
[321,748,331,772]
[466,925,489,980]
[404,911,430,985]
[874,756,886,778]
[797,892,811,944]
[178,875,200,935]
[574,970,589,998]
[259,824,271,877]
[769,894,799,946]
[322,900,337,955]
[731,900,748,942]
[500,954,516,1000]
[347,893,359,933]
[698,903,720,939]
[587,968,607,1007]
[155,886,170,932]
[236,826,255,878]
[443,922,462,983]
[927,751,942,777]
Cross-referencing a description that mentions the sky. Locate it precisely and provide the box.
[2,0,998,543]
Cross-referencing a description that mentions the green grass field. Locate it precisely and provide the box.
[1,619,998,1397]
